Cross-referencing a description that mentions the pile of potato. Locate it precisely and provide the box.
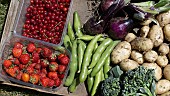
[111,10,170,95]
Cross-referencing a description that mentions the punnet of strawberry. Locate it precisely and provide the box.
[2,41,70,88]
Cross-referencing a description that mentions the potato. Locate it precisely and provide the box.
[140,26,150,37]
[120,59,139,71]
[144,50,158,62]
[156,56,168,67]
[163,24,170,42]
[131,37,153,52]
[158,43,169,55]
[140,18,152,26]
[156,79,170,95]
[142,63,162,80]
[124,33,136,42]
[163,64,170,80]
[148,25,164,47]
[156,10,170,27]
[160,91,170,96]
[111,41,131,64]
[131,50,144,64]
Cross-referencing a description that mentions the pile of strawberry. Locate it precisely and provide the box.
[3,42,70,88]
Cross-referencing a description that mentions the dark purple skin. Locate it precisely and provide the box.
[108,18,134,40]
[100,0,115,13]
[83,17,105,35]
[84,0,128,35]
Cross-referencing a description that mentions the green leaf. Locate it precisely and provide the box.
[108,65,123,78]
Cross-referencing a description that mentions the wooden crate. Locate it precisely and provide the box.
[0,0,94,95]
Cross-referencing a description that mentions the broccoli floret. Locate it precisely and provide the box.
[101,77,120,96]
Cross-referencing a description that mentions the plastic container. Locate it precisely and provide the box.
[0,35,71,91]
[13,0,73,46]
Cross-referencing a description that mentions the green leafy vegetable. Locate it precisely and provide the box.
[101,66,156,96]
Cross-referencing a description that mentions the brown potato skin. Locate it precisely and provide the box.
[148,25,164,47]
[163,64,170,80]
[156,56,168,67]
[156,10,170,27]
[131,50,144,64]
[163,24,170,42]
[120,59,139,71]
[158,43,169,55]
[142,63,162,80]
[124,33,136,42]
[111,41,131,64]
[144,50,158,63]
[160,91,170,96]
[156,79,170,95]
[131,37,153,52]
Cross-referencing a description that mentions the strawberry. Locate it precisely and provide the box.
[58,74,65,79]
[48,72,58,80]
[26,67,34,74]
[40,59,49,68]
[48,53,57,62]
[58,65,66,74]
[40,77,50,87]
[32,52,40,63]
[13,58,20,65]
[12,48,22,58]
[34,63,41,70]
[30,74,39,84]
[3,60,12,68]
[41,68,47,74]
[57,54,65,60]
[19,54,30,65]
[55,78,61,87]
[16,71,23,80]
[14,42,23,49]
[49,62,58,72]
[27,42,36,53]
[36,47,42,54]
[41,47,52,58]
[29,63,36,68]
[48,79,55,87]
[39,72,46,79]
[19,64,25,70]
[6,68,16,77]
[59,56,69,65]
[34,69,40,74]
[6,66,19,77]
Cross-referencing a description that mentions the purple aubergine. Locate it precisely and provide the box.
[83,17,105,35]
[100,0,115,13]
[83,0,130,35]
[108,17,134,40]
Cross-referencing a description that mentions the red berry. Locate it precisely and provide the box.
[58,65,66,74]
[48,72,58,80]
[48,53,57,62]
[19,54,30,65]
[40,77,49,87]
[27,43,36,53]
[3,60,12,68]
[48,79,55,87]
[59,56,69,65]
[13,58,20,65]
[55,78,61,87]
[32,52,40,63]
[41,47,52,58]
[14,42,23,49]
[12,48,22,58]
[40,59,49,68]
[49,62,58,72]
